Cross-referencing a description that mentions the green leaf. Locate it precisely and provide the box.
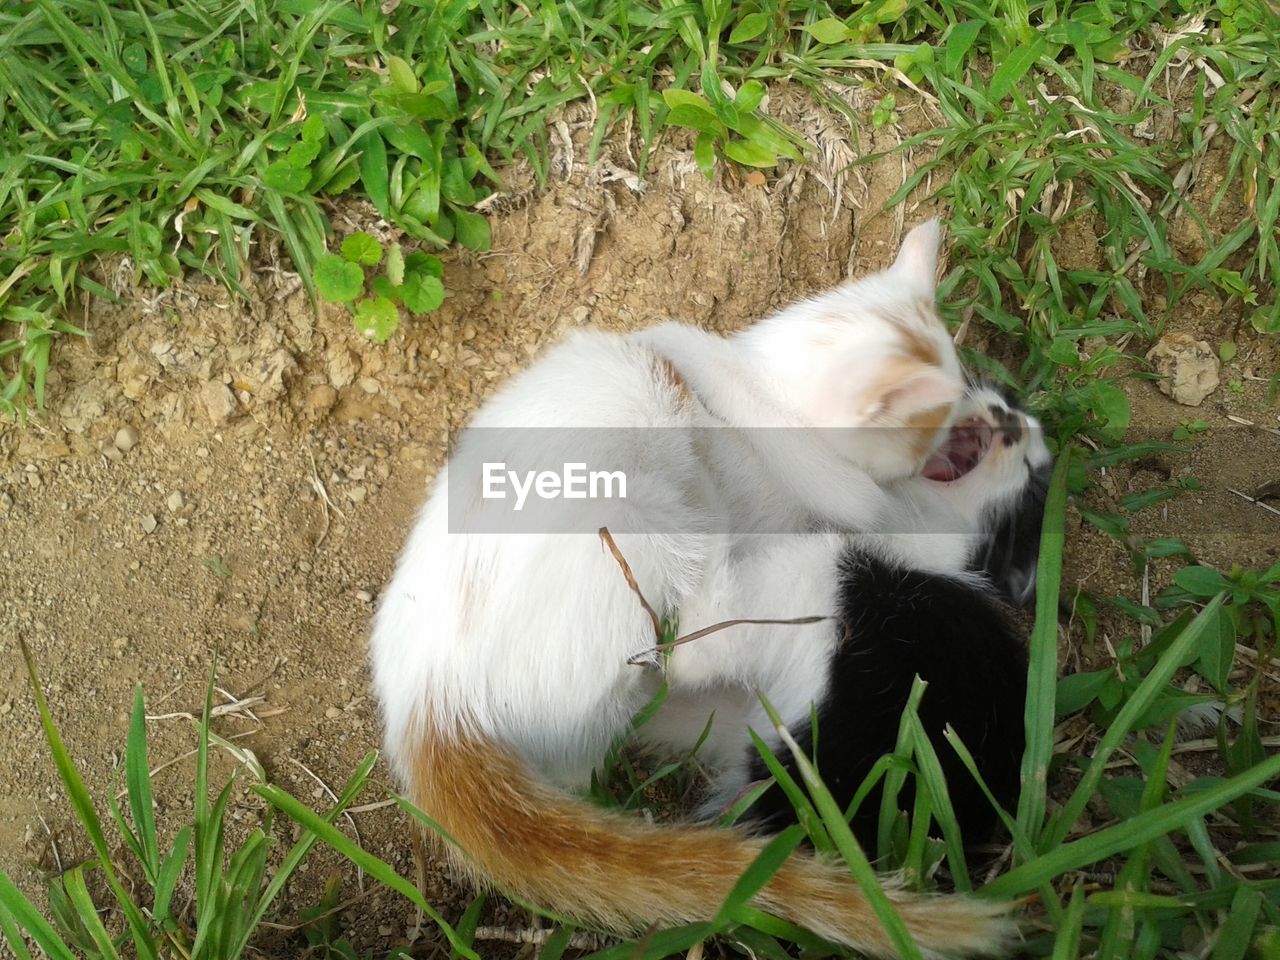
[729,12,769,44]
[804,17,850,45]
[1056,668,1111,716]
[387,55,418,94]
[1208,268,1257,304]
[452,208,492,252]
[735,79,766,113]
[263,160,311,193]
[665,104,728,137]
[1194,606,1237,693]
[724,139,778,168]
[661,89,717,114]
[402,274,445,315]
[988,37,1046,103]
[694,133,716,181]
[1250,305,1280,334]
[341,232,382,266]
[1173,565,1228,597]
[405,252,444,279]
[313,255,364,303]
[386,242,405,287]
[301,114,326,144]
[122,42,148,76]
[944,21,982,74]
[357,132,391,217]
[1089,381,1130,439]
[353,297,400,343]
[371,276,402,304]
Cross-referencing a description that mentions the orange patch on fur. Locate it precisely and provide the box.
[651,354,693,404]
[402,717,1009,956]
[905,400,956,460]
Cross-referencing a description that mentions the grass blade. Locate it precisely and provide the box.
[18,639,158,960]
[253,782,479,960]
[1210,886,1262,960]
[59,868,120,960]
[1016,447,1070,844]
[983,748,1280,898]
[125,685,159,882]
[760,694,926,960]
[713,825,805,923]
[0,870,73,960]
[1044,592,1227,849]
[901,684,970,891]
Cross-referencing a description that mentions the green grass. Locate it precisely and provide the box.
[3,0,1280,956]
[0,644,391,960]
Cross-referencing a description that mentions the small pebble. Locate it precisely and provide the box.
[141,514,158,534]
[298,560,312,573]
[325,706,343,719]
[348,485,368,504]
[113,426,139,452]
[378,925,393,937]
[166,491,185,513]
[100,441,124,462]
[355,590,374,603]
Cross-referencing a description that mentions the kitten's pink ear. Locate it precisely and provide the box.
[888,220,943,294]
[864,358,961,425]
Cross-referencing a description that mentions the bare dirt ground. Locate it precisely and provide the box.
[1,86,1278,956]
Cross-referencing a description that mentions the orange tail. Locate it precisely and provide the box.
[408,724,1013,958]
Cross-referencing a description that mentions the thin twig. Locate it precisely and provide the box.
[37,812,62,874]
[113,731,256,800]
[307,448,345,548]
[1225,413,1280,439]
[626,616,828,666]
[599,526,662,641]
[146,695,266,722]
[346,798,398,814]
[288,757,365,892]
[1226,488,1280,519]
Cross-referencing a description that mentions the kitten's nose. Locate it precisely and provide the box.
[986,403,1024,448]
[997,410,1024,447]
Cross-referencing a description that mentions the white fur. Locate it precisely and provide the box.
[638,387,1051,813]
[371,223,964,791]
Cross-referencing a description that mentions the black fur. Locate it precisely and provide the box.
[740,553,1027,850]
[975,458,1052,606]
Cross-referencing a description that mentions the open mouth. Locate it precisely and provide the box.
[922,418,994,482]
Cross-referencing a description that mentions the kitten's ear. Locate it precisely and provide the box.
[888,219,943,293]
[864,359,961,424]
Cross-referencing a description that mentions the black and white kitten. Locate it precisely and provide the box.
[640,385,1052,849]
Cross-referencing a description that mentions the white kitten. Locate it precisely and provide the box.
[371,224,1009,957]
